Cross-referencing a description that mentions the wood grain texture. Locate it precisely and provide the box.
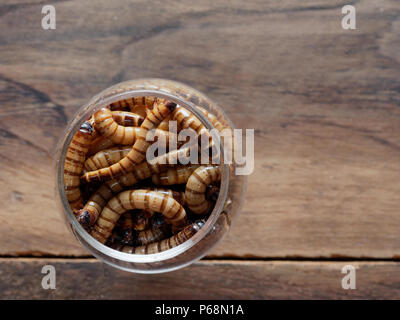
[0,258,399,299]
[0,0,399,259]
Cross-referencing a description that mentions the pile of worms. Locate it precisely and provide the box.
[63,96,226,254]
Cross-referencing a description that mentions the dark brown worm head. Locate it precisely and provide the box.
[165,101,177,111]
[79,121,94,134]
[75,209,92,231]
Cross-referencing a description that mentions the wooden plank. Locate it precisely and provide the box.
[0,0,400,258]
[0,258,399,299]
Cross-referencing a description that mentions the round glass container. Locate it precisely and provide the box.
[55,79,246,273]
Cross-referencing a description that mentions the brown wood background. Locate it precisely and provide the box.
[0,0,399,299]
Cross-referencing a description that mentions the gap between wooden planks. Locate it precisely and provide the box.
[0,258,399,299]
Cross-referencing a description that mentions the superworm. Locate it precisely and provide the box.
[150,188,186,206]
[109,97,156,114]
[76,148,191,228]
[87,136,115,156]
[135,188,187,218]
[152,164,200,185]
[146,146,191,167]
[135,214,170,245]
[88,129,177,158]
[111,110,144,127]
[172,106,212,147]
[172,106,220,163]
[157,114,172,131]
[130,104,148,118]
[64,121,94,210]
[114,220,205,254]
[86,111,143,155]
[198,107,234,160]
[83,99,176,183]
[197,106,226,132]
[136,227,168,246]
[109,100,129,111]
[76,161,167,228]
[185,166,221,214]
[90,189,187,244]
[84,146,131,171]
[94,108,142,145]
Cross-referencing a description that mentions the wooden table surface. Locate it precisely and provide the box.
[1,0,400,299]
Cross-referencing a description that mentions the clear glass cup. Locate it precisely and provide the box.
[55,79,246,273]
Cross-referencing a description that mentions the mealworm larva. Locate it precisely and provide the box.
[91,189,187,244]
[172,106,212,146]
[130,105,147,118]
[152,164,200,185]
[173,106,221,163]
[147,146,191,166]
[133,189,186,219]
[157,114,172,131]
[94,108,142,145]
[198,107,234,162]
[87,128,176,158]
[109,101,129,111]
[64,121,94,210]
[76,161,168,229]
[83,99,176,183]
[136,217,170,245]
[131,96,157,109]
[111,110,144,127]
[110,97,156,118]
[84,145,131,171]
[87,136,115,156]
[87,110,145,156]
[109,97,156,114]
[197,107,226,132]
[136,227,167,246]
[76,148,190,229]
[114,220,205,254]
[148,188,186,206]
[89,110,143,136]
[185,166,221,214]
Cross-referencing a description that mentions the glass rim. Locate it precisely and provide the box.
[55,84,232,264]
